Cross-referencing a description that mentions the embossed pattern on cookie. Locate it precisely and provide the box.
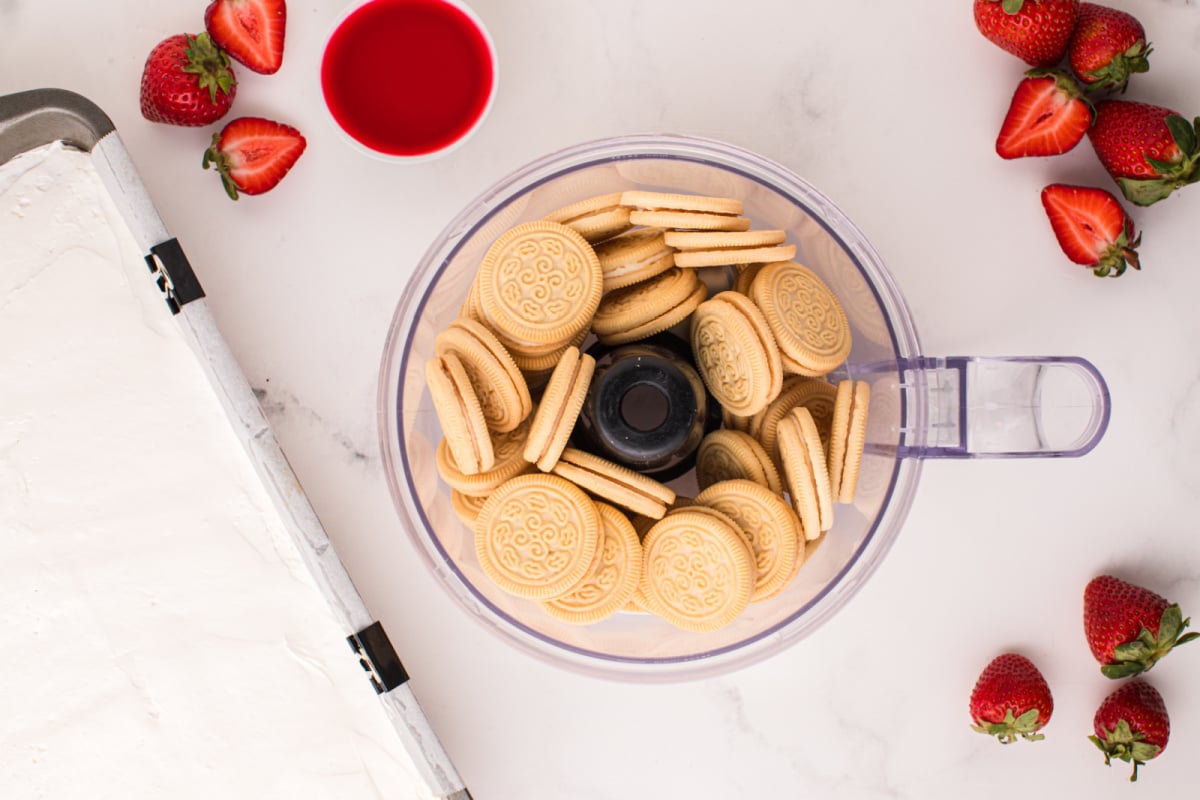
[750,261,851,377]
[542,502,643,625]
[475,473,601,600]
[639,508,754,632]
[477,220,602,347]
[435,317,532,433]
[690,291,782,416]
[695,428,783,494]
[695,479,801,603]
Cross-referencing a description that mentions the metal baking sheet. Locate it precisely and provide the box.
[0,87,468,800]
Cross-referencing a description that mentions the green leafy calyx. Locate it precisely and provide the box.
[1101,603,1200,678]
[971,707,1046,744]
[1089,719,1161,782]
[202,133,242,201]
[182,33,236,104]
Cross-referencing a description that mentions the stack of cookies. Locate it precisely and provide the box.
[424,189,871,632]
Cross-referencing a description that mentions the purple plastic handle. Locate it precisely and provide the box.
[881,356,1111,460]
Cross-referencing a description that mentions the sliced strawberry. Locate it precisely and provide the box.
[997,70,1093,159]
[202,117,306,200]
[205,0,286,75]
[1040,184,1141,277]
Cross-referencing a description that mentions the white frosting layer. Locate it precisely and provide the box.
[0,143,432,799]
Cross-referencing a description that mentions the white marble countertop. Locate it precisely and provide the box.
[4,1,1200,797]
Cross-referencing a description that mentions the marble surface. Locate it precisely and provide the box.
[4,1,1200,797]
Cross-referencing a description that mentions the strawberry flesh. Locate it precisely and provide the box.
[1082,574,1198,677]
[1040,184,1140,277]
[1068,2,1151,93]
[205,0,286,75]
[968,653,1054,744]
[203,117,306,200]
[1089,680,1170,782]
[996,70,1092,159]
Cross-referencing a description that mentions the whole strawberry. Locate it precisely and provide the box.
[974,0,1081,67]
[1089,680,1169,782]
[140,33,237,127]
[1041,183,1140,277]
[1088,100,1200,206]
[1083,575,1198,679]
[1068,2,1151,93]
[202,117,306,200]
[969,653,1054,744]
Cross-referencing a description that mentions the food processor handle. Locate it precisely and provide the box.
[893,356,1110,459]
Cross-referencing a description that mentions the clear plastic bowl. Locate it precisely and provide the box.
[378,133,1107,681]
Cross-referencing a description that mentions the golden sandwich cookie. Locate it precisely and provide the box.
[523,347,595,472]
[435,317,532,433]
[722,407,754,433]
[750,376,838,464]
[776,406,834,538]
[695,428,783,495]
[670,229,796,269]
[628,208,752,232]
[435,416,534,496]
[544,191,634,243]
[541,501,643,625]
[425,351,495,476]
[690,290,784,417]
[639,507,755,632]
[827,379,871,504]
[664,229,787,250]
[476,220,603,353]
[674,244,797,269]
[590,267,706,346]
[592,227,676,292]
[551,447,675,520]
[508,326,588,379]
[695,479,802,603]
[732,262,767,295]
[750,261,852,377]
[450,489,488,530]
[620,190,744,216]
[475,473,601,600]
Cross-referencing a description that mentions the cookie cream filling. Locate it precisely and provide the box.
[0,143,431,799]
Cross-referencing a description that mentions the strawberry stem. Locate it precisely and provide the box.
[182,33,237,104]
[202,133,242,201]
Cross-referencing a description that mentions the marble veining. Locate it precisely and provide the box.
[3,1,1199,798]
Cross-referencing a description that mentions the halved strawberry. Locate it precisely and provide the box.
[202,117,306,200]
[1040,184,1141,277]
[205,0,286,75]
[997,69,1093,159]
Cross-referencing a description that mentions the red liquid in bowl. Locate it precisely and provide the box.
[321,0,495,157]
